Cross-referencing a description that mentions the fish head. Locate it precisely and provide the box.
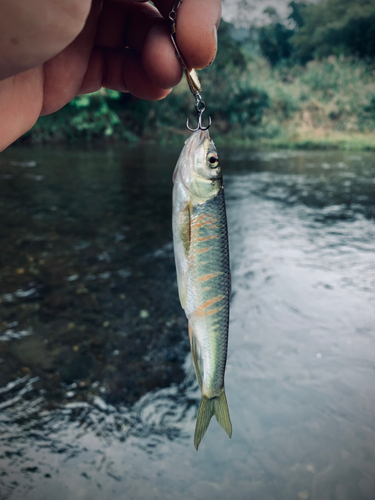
[174,130,222,201]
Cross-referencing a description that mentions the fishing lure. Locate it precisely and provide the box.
[170,1,232,450]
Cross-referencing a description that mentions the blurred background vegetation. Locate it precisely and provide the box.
[21,0,375,149]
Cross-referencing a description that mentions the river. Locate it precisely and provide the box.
[0,144,374,500]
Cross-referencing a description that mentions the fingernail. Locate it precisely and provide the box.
[204,26,217,68]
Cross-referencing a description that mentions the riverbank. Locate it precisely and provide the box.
[19,125,375,151]
[246,56,375,151]
[212,129,375,151]
[17,55,375,152]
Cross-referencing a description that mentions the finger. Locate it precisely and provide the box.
[0,67,44,151]
[96,1,181,89]
[78,47,104,95]
[96,1,159,52]
[41,0,102,115]
[102,48,128,92]
[142,23,182,89]
[153,0,221,69]
[116,49,171,100]
[80,45,173,99]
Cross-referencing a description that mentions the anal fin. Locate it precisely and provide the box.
[189,324,203,391]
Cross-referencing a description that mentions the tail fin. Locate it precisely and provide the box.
[194,389,232,450]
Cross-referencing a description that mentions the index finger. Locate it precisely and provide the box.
[153,0,221,70]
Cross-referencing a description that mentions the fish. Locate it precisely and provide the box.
[172,128,232,450]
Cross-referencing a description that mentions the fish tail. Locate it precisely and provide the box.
[194,388,232,450]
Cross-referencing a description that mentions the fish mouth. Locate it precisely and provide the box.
[209,170,219,178]
[210,170,223,185]
[198,129,210,142]
[187,129,210,155]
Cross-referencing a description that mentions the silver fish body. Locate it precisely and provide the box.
[172,129,232,449]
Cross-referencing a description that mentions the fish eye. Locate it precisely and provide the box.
[207,153,219,168]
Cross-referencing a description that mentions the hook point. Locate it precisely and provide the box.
[200,116,212,131]
[186,118,198,132]
[186,115,211,132]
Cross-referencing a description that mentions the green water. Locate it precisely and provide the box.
[0,145,374,500]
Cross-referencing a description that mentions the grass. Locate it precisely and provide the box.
[243,55,375,150]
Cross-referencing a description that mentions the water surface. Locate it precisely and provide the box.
[0,145,374,500]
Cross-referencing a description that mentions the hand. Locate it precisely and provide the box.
[0,0,221,151]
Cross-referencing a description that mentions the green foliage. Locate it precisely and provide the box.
[221,85,269,127]
[290,0,375,62]
[197,21,270,138]
[288,1,307,28]
[26,90,137,143]
[249,54,375,142]
[258,0,375,64]
[359,96,375,130]
[259,8,295,66]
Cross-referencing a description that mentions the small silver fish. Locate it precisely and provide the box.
[172,129,232,450]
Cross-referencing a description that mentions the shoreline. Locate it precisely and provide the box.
[13,129,375,152]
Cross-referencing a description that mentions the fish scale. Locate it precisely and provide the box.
[188,190,230,397]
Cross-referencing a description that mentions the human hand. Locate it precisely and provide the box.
[0,0,221,151]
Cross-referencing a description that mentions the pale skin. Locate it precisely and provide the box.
[0,0,221,152]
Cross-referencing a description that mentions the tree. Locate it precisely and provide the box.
[258,7,295,66]
[290,0,375,62]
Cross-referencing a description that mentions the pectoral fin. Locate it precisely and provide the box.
[176,202,191,309]
[179,201,191,256]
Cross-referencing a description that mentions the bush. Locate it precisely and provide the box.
[24,90,137,144]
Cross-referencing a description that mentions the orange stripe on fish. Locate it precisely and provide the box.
[200,296,223,309]
[203,306,224,316]
[195,296,224,318]
[193,215,210,223]
[198,272,222,282]
[196,235,218,242]
[191,216,218,229]
[196,247,211,254]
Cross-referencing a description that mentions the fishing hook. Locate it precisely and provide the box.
[169,1,212,132]
[186,93,212,132]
